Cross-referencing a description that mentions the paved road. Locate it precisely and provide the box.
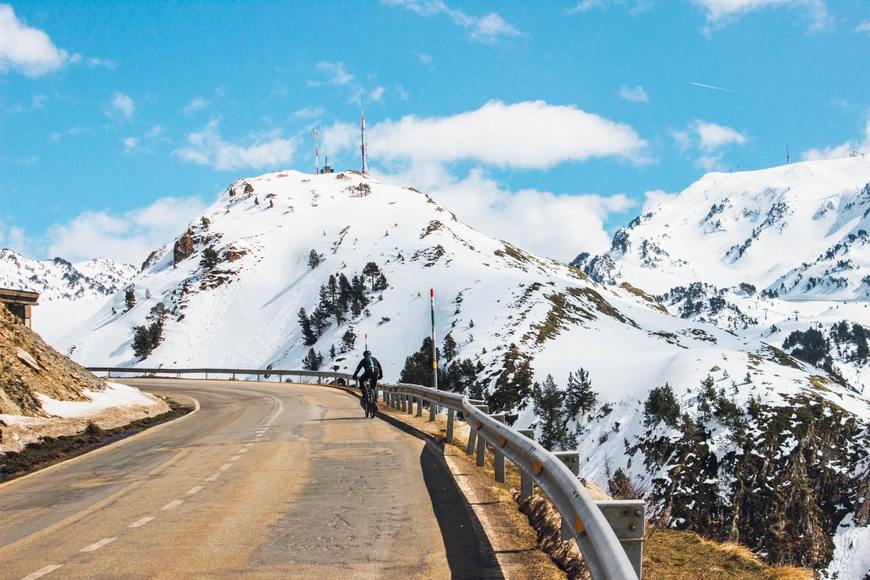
[0,379,503,579]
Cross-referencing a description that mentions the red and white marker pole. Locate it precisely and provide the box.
[430,288,438,390]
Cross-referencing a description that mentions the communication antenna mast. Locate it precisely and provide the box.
[313,128,320,175]
[361,111,368,174]
[786,143,790,164]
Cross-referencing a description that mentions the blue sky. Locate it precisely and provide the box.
[1,0,869,263]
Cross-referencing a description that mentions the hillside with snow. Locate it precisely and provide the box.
[51,168,869,576]
[0,249,136,343]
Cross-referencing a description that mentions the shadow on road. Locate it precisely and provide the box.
[377,412,504,580]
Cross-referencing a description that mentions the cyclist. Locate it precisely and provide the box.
[352,350,383,413]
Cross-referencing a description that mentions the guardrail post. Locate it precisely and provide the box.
[408,395,415,415]
[465,422,477,456]
[595,500,646,579]
[416,396,423,417]
[491,413,506,483]
[554,450,580,540]
[474,404,489,467]
[517,429,535,499]
[446,408,455,443]
[428,399,436,421]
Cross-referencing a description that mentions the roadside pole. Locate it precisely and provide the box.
[430,288,438,390]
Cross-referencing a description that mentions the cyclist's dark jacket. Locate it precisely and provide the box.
[354,355,383,381]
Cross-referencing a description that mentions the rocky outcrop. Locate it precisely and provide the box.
[173,228,195,265]
[0,304,105,416]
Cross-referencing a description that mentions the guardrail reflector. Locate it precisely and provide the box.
[476,420,483,430]
[498,435,507,447]
[575,515,585,535]
[533,461,543,475]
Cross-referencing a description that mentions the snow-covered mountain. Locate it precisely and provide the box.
[0,249,137,342]
[575,156,870,300]
[0,249,136,301]
[53,168,869,576]
[572,156,870,577]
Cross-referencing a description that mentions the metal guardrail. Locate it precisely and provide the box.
[90,367,644,579]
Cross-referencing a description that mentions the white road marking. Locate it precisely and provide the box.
[206,474,220,482]
[231,456,240,461]
[238,448,248,453]
[220,463,232,471]
[20,564,62,579]
[245,443,254,447]
[80,537,117,552]
[162,499,184,511]
[187,485,204,495]
[129,516,154,528]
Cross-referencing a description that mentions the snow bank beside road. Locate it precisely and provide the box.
[0,382,169,454]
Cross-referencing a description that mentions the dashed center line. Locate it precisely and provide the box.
[245,443,254,447]
[205,474,220,482]
[162,499,184,511]
[187,485,204,495]
[220,463,232,471]
[80,537,116,553]
[129,516,154,529]
[238,448,248,453]
[21,564,62,580]
[230,456,241,461]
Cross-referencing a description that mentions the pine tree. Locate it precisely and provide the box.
[329,344,336,359]
[533,375,573,450]
[200,246,219,269]
[400,337,440,388]
[341,326,357,352]
[644,383,681,428]
[307,249,322,268]
[338,274,352,314]
[373,273,388,291]
[298,308,317,345]
[565,368,597,419]
[124,286,136,311]
[302,348,323,370]
[489,343,534,413]
[442,334,457,362]
[363,262,381,290]
[311,304,330,335]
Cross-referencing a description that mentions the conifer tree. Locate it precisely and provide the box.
[298,308,317,345]
[565,368,597,419]
[532,375,574,450]
[307,249,322,268]
[442,334,457,362]
[124,286,136,311]
[302,348,323,370]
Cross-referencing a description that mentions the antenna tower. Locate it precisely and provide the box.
[313,128,320,174]
[361,111,368,174]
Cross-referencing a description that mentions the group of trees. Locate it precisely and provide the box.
[200,246,220,270]
[532,368,598,450]
[782,321,869,371]
[297,262,388,346]
[399,335,485,395]
[132,303,168,360]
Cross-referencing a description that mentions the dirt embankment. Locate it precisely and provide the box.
[0,303,104,415]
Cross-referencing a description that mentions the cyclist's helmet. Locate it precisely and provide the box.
[363,350,372,356]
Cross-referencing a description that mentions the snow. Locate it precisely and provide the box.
[37,382,159,418]
[825,513,870,579]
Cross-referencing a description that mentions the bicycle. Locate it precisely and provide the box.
[360,377,378,419]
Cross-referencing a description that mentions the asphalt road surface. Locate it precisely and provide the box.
[0,379,503,579]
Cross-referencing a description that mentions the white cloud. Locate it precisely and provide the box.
[641,189,678,214]
[379,167,634,259]
[174,118,298,171]
[0,4,69,77]
[307,61,354,87]
[417,52,433,64]
[122,137,139,152]
[856,20,870,33]
[673,120,747,170]
[109,92,135,119]
[323,100,648,170]
[0,219,28,253]
[691,0,830,31]
[43,196,209,264]
[85,56,117,69]
[802,112,870,161]
[569,0,606,12]
[183,96,209,114]
[292,106,324,120]
[619,84,649,103]
[694,121,747,150]
[382,0,522,43]
[369,86,386,102]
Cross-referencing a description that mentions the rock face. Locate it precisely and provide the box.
[173,228,196,265]
[0,304,105,416]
